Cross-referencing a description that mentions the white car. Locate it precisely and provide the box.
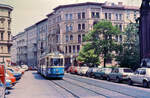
[79,67,89,76]
[128,68,150,88]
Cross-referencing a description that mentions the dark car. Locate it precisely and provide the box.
[86,67,98,77]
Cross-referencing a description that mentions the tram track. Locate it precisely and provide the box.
[49,80,80,98]
[49,79,107,98]
[65,74,135,98]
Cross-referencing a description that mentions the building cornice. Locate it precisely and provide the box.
[0,4,13,11]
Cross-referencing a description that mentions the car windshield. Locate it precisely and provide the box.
[51,58,63,66]
[123,69,133,73]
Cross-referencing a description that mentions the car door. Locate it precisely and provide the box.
[131,69,141,83]
[138,69,146,84]
[110,68,118,80]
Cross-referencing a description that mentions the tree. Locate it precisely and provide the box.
[77,43,100,67]
[116,22,140,70]
[83,20,121,67]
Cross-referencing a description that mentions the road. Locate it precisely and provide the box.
[6,71,150,98]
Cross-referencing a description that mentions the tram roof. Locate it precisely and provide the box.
[40,53,64,59]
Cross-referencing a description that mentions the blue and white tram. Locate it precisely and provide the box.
[38,53,64,79]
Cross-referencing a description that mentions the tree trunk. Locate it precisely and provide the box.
[104,58,106,68]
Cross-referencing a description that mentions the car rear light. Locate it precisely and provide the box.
[123,75,127,77]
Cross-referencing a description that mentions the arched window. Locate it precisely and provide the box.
[78,35,81,43]
[70,35,73,40]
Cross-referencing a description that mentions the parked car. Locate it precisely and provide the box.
[79,66,89,76]
[107,68,133,83]
[0,64,6,98]
[0,79,5,98]
[93,68,104,79]
[6,72,16,86]
[128,68,150,88]
[86,67,98,77]
[72,66,80,74]
[67,66,73,73]
[7,69,22,80]
[21,65,28,71]
[101,68,113,79]
[5,79,13,88]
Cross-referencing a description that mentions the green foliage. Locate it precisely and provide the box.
[77,43,100,67]
[81,20,122,67]
[116,22,140,70]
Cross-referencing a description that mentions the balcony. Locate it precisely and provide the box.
[0,40,13,46]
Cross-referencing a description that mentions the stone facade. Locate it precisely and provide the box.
[25,25,37,66]
[15,32,28,65]
[36,18,48,66]
[0,4,13,65]
[47,2,139,66]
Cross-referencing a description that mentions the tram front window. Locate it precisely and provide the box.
[51,58,63,66]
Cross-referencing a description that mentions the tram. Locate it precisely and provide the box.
[38,52,64,79]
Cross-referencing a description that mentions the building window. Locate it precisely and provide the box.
[119,35,122,42]
[119,24,122,31]
[70,35,73,40]
[105,13,108,20]
[82,12,85,19]
[109,13,111,20]
[82,23,85,30]
[127,11,130,19]
[70,25,73,31]
[116,14,118,20]
[115,35,118,42]
[134,11,137,19]
[77,45,80,53]
[96,12,100,18]
[69,14,73,20]
[119,14,122,20]
[66,25,69,32]
[1,32,3,40]
[69,46,71,53]
[73,46,75,53]
[65,46,67,53]
[65,14,68,20]
[78,24,81,30]
[8,32,10,41]
[78,13,81,19]
[91,12,95,18]
[66,35,69,42]
[1,46,3,53]
[78,35,81,43]
[106,58,112,64]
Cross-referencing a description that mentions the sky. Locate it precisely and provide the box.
[0,0,142,35]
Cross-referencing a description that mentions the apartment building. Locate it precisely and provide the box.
[15,32,28,65]
[47,2,139,66]
[25,25,37,66]
[36,18,48,65]
[0,4,13,65]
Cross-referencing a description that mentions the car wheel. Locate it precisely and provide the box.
[143,81,149,88]
[107,76,110,81]
[115,77,120,83]
[128,79,133,85]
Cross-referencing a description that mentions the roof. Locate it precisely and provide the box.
[53,2,104,11]
[0,4,13,11]
[35,18,48,25]
[53,2,139,11]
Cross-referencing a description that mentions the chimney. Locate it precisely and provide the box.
[118,2,123,6]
